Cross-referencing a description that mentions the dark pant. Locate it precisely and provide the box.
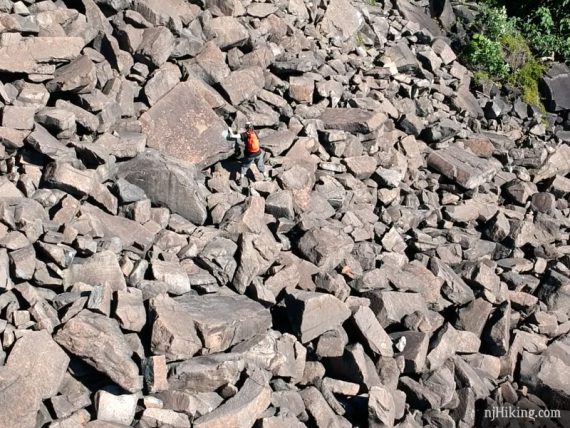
[241,152,265,176]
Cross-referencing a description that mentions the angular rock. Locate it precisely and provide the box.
[427,145,500,189]
[383,41,420,73]
[144,62,181,106]
[139,82,233,168]
[391,331,429,374]
[118,150,208,225]
[95,391,137,426]
[149,294,202,361]
[368,385,396,428]
[300,386,350,428]
[133,0,200,27]
[396,0,442,37]
[175,293,272,353]
[320,108,386,134]
[78,203,156,252]
[0,36,85,74]
[220,67,264,105]
[55,310,142,392]
[0,366,41,428]
[285,289,351,343]
[344,156,378,180]
[232,231,281,293]
[141,408,190,428]
[430,258,474,305]
[363,290,427,326]
[482,302,510,356]
[541,63,570,112]
[64,251,126,291]
[151,259,191,295]
[297,226,354,272]
[533,144,570,183]
[426,323,458,371]
[44,161,117,214]
[315,327,349,358]
[2,106,35,130]
[136,26,174,68]
[168,354,244,395]
[46,55,96,93]
[26,124,74,159]
[115,289,146,332]
[193,376,271,428]
[7,330,69,400]
[352,305,393,357]
[98,131,146,160]
[318,0,362,40]
[205,16,249,50]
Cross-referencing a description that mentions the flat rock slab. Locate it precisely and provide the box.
[0,176,25,202]
[395,0,442,37]
[133,0,200,26]
[533,144,570,183]
[174,294,272,353]
[139,82,234,169]
[150,294,202,361]
[64,250,126,291]
[193,377,271,428]
[318,0,362,41]
[168,353,244,393]
[7,330,69,398]
[0,367,40,428]
[285,290,351,343]
[1,330,70,427]
[118,150,208,225]
[352,306,393,357]
[77,203,157,252]
[0,37,85,74]
[319,108,386,134]
[427,145,500,189]
[297,226,354,272]
[55,310,142,392]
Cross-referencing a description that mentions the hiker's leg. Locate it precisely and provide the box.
[240,156,253,177]
[255,153,265,174]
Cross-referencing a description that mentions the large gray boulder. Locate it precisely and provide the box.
[0,36,85,74]
[541,63,570,112]
[55,310,142,392]
[139,82,234,169]
[174,293,272,353]
[118,150,208,225]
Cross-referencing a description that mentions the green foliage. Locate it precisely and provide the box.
[461,2,560,113]
[355,32,365,47]
[522,6,570,61]
[477,5,516,39]
[485,0,570,63]
[508,60,546,110]
[500,32,532,69]
[473,71,491,85]
[464,34,511,79]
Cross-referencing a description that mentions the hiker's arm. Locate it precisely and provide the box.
[226,128,242,141]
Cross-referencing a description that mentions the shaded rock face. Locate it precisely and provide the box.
[118,150,208,225]
[1,0,570,426]
[541,63,570,112]
[55,310,142,393]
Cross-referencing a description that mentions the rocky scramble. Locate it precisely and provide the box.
[0,0,570,427]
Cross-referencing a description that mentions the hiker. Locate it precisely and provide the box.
[227,122,269,184]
